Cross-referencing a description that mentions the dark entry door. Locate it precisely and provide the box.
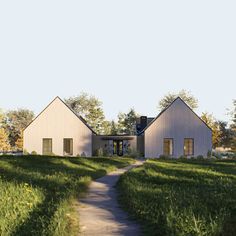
[113,140,123,156]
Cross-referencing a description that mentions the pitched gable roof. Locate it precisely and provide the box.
[140,97,212,134]
[23,96,96,134]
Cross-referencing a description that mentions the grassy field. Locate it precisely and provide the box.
[0,155,134,236]
[118,159,236,236]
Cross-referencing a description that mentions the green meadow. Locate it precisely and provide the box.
[0,155,134,236]
[118,159,236,236]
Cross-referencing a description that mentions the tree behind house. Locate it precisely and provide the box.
[230,100,236,151]
[99,120,119,135]
[218,121,233,148]
[3,109,34,148]
[201,112,221,148]
[65,92,105,134]
[15,130,23,151]
[110,120,118,135]
[0,128,10,152]
[158,90,198,110]
[117,108,139,135]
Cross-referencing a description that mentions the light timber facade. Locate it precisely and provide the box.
[24,97,212,158]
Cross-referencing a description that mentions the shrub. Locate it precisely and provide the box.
[212,151,222,159]
[159,155,172,160]
[46,152,55,156]
[23,149,29,155]
[197,155,204,160]
[80,152,87,157]
[31,151,38,155]
[94,148,109,157]
[95,148,104,157]
[207,150,212,158]
[126,148,140,158]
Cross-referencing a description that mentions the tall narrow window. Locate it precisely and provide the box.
[42,139,52,155]
[184,139,194,156]
[163,139,173,156]
[64,139,73,156]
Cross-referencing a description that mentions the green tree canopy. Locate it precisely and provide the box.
[217,121,233,148]
[65,93,105,134]
[3,109,34,147]
[0,109,4,126]
[99,120,119,135]
[110,120,118,135]
[117,108,139,135]
[158,90,198,111]
[0,128,10,152]
[230,100,236,151]
[201,112,221,148]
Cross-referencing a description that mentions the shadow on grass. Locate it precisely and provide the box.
[0,156,116,235]
[117,159,236,236]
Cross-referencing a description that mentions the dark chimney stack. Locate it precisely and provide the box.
[136,116,147,133]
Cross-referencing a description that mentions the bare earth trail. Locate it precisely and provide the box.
[77,160,144,236]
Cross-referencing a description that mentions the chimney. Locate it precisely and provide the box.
[136,116,147,133]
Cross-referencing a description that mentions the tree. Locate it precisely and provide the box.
[0,128,10,152]
[100,120,111,135]
[0,109,4,125]
[229,100,236,151]
[15,130,23,151]
[65,93,105,134]
[110,120,118,135]
[4,109,34,147]
[117,108,139,135]
[201,112,221,148]
[218,121,233,148]
[158,90,198,110]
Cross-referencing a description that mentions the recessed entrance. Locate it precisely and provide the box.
[113,140,123,156]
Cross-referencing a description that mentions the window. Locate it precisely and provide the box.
[43,139,52,155]
[64,139,73,156]
[184,139,194,156]
[163,139,173,156]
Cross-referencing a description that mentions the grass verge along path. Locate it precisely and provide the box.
[78,160,143,236]
[0,155,134,236]
[117,159,236,236]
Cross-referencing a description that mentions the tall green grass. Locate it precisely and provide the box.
[118,159,236,236]
[0,155,134,236]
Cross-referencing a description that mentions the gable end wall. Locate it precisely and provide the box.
[23,98,93,156]
[144,99,212,158]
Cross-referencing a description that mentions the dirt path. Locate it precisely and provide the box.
[77,161,143,236]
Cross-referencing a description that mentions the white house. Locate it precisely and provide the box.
[23,97,95,156]
[143,97,212,158]
[24,96,212,158]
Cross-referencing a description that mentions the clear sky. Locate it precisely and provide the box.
[0,1,235,122]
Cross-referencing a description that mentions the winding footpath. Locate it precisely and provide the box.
[77,160,143,236]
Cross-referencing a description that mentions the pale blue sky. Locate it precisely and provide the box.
[0,1,235,122]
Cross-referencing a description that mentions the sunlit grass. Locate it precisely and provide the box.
[0,155,134,236]
[118,159,236,236]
